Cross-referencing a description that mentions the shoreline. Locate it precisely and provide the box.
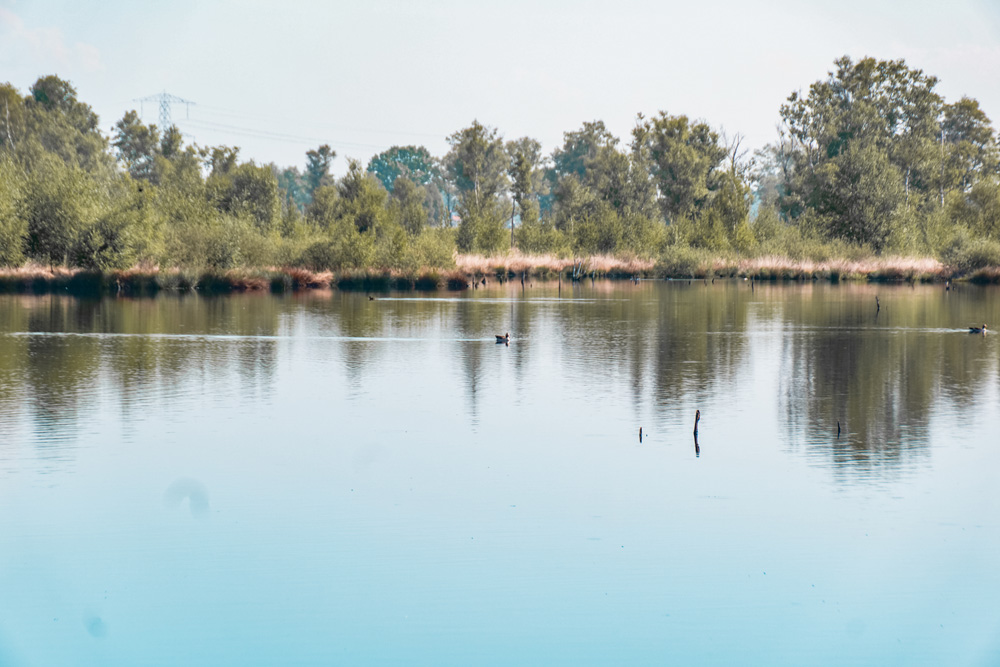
[0,255,997,297]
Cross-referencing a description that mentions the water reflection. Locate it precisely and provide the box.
[774,285,1000,477]
[24,333,96,454]
[2,285,999,666]
[0,284,997,482]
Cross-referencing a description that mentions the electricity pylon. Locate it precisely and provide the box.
[133,91,195,129]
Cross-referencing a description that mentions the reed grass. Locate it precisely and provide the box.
[455,251,656,279]
[737,256,948,282]
[0,252,988,297]
[967,266,1000,284]
[0,264,75,294]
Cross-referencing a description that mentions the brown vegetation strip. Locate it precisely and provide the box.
[0,254,989,296]
[737,256,949,280]
[456,252,655,276]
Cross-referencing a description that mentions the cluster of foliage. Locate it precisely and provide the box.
[759,56,1000,265]
[0,77,455,272]
[2,58,999,275]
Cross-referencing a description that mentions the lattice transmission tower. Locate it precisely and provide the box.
[133,91,195,129]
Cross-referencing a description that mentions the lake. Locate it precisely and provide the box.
[0,280,998,666]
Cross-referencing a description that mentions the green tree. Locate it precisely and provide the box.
[160,125,184,159]
[775,56,970,249]
[938,97,998,200]
[949,177,1000,239]
[817,141,904,250]
[304,144,336,201]
[633,112,727,222]
[454,198,506,254]
[208,146,240,176]
[23,75,108,171]
[276,166,309,213]
[306,184,340,232]
[0,154,27,265]
[73,179,155,270]
[445,121,508,210]
[551,120,619,178]
[336,159,389,234]
[445,121,508,252]
[112,110,160,181]
[389,176,428,236]
[367,145,438,191]
[550,120,660,255]
[210,162,281,234]
[22,155,99,264]
[506,136,543,249]
[0,83,26,156]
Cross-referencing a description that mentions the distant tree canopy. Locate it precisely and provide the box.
[367,145,437,191]
[1,60,999,273]
[304,144,336,199]
[771,56,999,252]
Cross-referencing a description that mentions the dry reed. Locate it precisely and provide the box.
[738,255,948,281]
[455,252,655,277]
[0,253,985,296]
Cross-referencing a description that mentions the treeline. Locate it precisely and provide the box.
[1,57,999,277]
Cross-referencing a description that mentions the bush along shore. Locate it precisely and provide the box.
[1,253,995,297]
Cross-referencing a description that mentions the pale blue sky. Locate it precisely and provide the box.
[2,0,999,175]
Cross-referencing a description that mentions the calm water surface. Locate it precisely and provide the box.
[0,281,998,665]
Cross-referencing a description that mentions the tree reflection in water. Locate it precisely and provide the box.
[0,282,997,480]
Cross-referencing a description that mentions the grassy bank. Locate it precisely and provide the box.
[459,251,962,283]
[0,265,474,296]
[0,253,996,297]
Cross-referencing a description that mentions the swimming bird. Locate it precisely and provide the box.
[969,324,988,334]
[495,332,510,343]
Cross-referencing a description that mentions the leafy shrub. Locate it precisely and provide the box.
[656,245,707,278]
[941,231,1000,274]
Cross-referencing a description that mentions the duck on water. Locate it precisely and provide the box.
[496,333,510,343]
[969,324,988,334]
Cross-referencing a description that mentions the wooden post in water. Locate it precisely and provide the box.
[876,296,880,314]
[639,427,642,443]
[693,409,701,455]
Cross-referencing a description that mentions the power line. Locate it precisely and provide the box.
[176,118,393,151]
[194,102,446,140]
[179,118,331,144]
[133,91,195,129]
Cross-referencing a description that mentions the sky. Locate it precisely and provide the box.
[2,0,999,176]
